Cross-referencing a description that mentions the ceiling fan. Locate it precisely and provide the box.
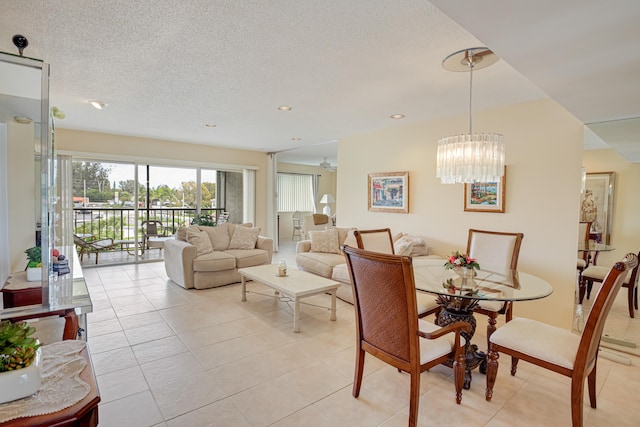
[319,157,337,172]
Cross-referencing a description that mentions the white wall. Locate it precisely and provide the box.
[7,121,37,273]
[338,98,584,328]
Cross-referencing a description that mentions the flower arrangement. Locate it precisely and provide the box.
[444,250,480,270]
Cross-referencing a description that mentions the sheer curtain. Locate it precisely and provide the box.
[312,174,320,213]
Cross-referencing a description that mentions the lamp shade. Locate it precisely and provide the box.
[320,194,335,204]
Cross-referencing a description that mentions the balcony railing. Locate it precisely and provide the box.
[73,207,227,243]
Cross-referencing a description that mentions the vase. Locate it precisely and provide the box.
[26,267,42,282]
[452,266,475,279]
[0,347,42,404]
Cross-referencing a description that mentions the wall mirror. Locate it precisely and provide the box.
[0,51,50,306]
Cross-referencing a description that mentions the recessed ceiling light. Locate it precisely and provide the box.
[291,137,301,141]
[278,106,292,111]
[14,116,33,124]
[88,100,107,110]
[205,123,216,128]
[390,114,405,119]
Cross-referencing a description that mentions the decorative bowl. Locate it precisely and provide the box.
[0,347,42,404]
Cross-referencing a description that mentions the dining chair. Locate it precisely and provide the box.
[581,249,640,318]
[577,221,592,288]
[141,220,168,250]
[486,252,638,427]
[291,211,303,240]
[353,229,440,319]
[342,246,469,427]
[466,229,524,347]
[73,234,118,264]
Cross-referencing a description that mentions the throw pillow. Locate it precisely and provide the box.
[394,240,414,256]
[187,229,213,256]
[176,225,200,242]
[204,223,231,251]
[396,234,429,257]
[309,229,340,254]
[229,226,260,250]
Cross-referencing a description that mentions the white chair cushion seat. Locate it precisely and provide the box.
[577,258,587,268]
[418,319,455,362]
[477,300,505,312]
[490,318,580,370]
[583,265,632,284]
[416,293,439,315]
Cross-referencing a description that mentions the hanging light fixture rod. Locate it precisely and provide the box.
[436,47,504,184]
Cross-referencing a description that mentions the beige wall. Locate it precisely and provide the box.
[582,149,640,266]
[56,129,270,232]
[337,98,584,328]
[7,121,37,272]
[276,162,337,241]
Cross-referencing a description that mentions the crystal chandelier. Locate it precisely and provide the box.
[436,47,505,184]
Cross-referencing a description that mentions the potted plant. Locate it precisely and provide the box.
[24,246,42,282]
[0,321,42,403]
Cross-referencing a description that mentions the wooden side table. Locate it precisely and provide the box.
[2,272,79,340]
[1,348,100,427]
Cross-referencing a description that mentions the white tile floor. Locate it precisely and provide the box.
[69,241,640,426]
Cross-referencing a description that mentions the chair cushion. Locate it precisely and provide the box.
[416,293,439,316]
[490,317,580,370]
[477,300,505,312]
[577,258,588,268]
[193,250,236,272]
[418,319,455,362]
[225,249,270,268]
[186,229,214,256]
[296,252,345,278]
[583,265,632,284]
[309,229,340,254]
[229,226,260,249]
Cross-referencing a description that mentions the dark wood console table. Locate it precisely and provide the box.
[1,347,99,427]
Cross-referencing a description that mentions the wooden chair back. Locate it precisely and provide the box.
[467,229,524,273]
[578,252,638,374]
[354,228,395,255]
[343,246,418,369]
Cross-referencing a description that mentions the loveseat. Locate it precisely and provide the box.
[164,223,273,289]
[296,227,438,303]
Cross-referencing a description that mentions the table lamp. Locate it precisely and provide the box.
[320,193,335,217]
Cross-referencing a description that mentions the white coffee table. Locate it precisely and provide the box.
[238,265,340,332]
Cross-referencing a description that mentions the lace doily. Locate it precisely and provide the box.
[0,340,90,423]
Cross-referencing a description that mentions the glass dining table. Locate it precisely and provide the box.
[412,258,554,388]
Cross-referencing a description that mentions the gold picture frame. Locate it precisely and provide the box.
[368,171,409,213]
[464,166,506,213]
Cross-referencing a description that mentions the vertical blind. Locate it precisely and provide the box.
[277,173,315,212]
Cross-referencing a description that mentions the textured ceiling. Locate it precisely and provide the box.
[0,0,546,166]
[1,1,639,165]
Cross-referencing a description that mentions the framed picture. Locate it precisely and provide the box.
[581,172,615,244]
[368,171,409,213]
[464,166,506,213]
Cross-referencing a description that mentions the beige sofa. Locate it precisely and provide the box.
[296,228,439,304]
[164,223,273,289]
